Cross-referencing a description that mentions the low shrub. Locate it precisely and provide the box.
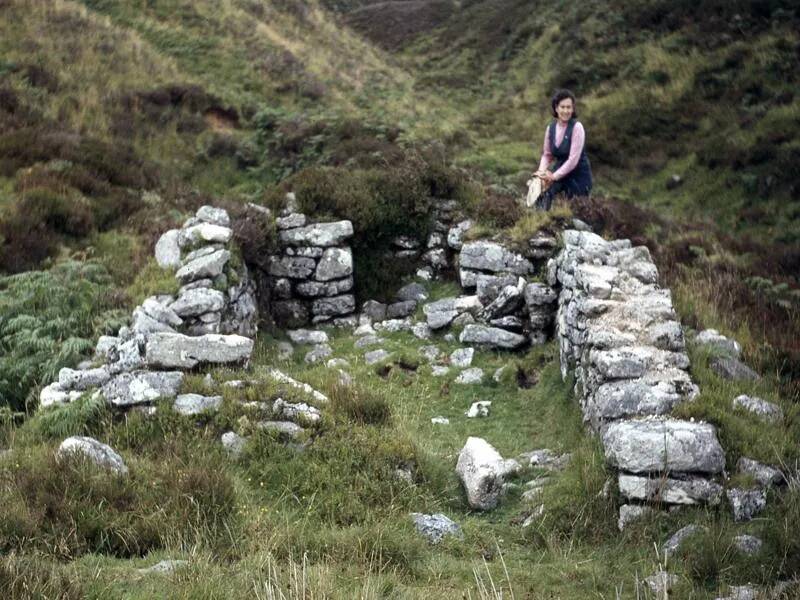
[474,190,522,228]
[0,553,83,600]
[330,381,392,426]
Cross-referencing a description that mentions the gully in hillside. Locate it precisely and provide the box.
[533,89,593,211]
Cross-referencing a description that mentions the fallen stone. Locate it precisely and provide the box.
[265,368,329,404]
[480,284,523,319]
[396,282,428,303]
[304,344,332,364]
[451,312,475,329]
[695,328,741,357]
[431,366,449,377]
[276,341,294,360]
[733,534,763,556]
[278,221,353,247]
[727,488,766,522]
[365,349,390,365]
[173,394,222,416]
[374,318,413,333]
[273,398,322,423]
[222,431,247,458]
[355,335,384,349]
[137,559,189,575]
[644,571,679,597]
[361,300,387,322]
[518,449,571,471]
[736,457,784,487]
[145,333,254,369]
[455,368,483,385]
[327,358,350,369]
[456,437,513,510]
[58,367,110,391]
[732,394,783,423]
[154,229,181,269]
[716,585,759,600]
[431,416,450,425]
[617,504,653,531]
[459,324,527,350]
[710,356,760,381]
[419,345,441,362]
[412,322,432,340]
[57,436,128,475]
[602,419,725,474]
[287,329,329,345]
[256,421,304,440]
[387,300,417,319]
[411,513,463,544]
[450,347,474,368]
[466,401,491,418]
[427,310,458,330]
[102,371,183,407]
[662,524,702,557]
[39,382,83,407]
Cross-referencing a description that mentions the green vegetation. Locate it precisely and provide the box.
[0,0,798,597]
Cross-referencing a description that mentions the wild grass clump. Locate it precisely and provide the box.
[508,202,572,249]
[532,440,616,544]
[0,552,83,600]
[0,447,239,559]
[242,423,430,526]
[330,381,392,427]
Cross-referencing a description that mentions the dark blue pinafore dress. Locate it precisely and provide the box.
[538,118,593,210]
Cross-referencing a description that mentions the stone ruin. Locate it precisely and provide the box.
[40,205,257,411]
[37,202,787,534]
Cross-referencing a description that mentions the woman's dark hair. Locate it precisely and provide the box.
[551,89,577,118]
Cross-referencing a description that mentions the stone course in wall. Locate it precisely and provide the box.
[265,210,355,328]
[549,229,726,518]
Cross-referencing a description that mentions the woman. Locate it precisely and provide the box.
[533,89,593,210]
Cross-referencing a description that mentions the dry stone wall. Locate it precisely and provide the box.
[548,229,727,515]
[265,212,356,328]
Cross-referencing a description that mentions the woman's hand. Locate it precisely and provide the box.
[541,170,556,183]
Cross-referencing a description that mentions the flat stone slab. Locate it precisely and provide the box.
[459,324,527,350]
[287,329,329,345]
[732,394,783,423]
[278,221,353,247]
[459,241,533,276]
[710,356,759,381]
[736,457,784,487]
[169,288,225,318]
[662,524,702,557]
[154,230,181,269]
[57,436,128,475]
[455,368,484,385]
[365,349,390,365]
[619,473,723,505]
[145,333,254,369]
[175,249,230,284]
[102,371,184,407]
[173,394,223,416]
[256,421,304,440]
[585,380,685,423]
[695,328,741,357]
[602,419,725,474]
[58,367,111,391]
[410,513,463,544]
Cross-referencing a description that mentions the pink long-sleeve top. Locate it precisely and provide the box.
[537,120,585,180]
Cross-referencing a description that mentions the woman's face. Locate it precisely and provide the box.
[556,98,574,122]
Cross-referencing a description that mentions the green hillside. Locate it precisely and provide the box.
[0,2,799,596]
